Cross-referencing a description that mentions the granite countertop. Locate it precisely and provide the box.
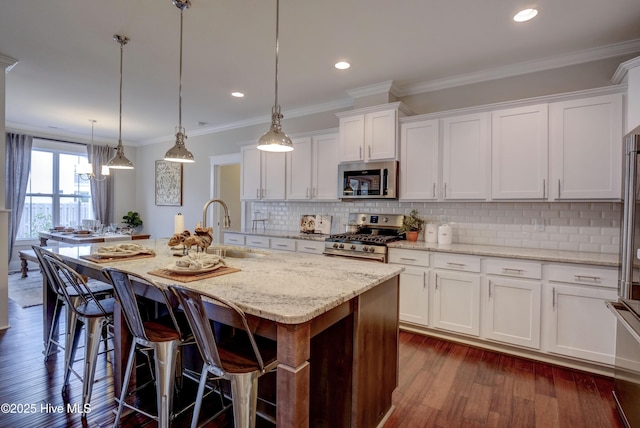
[54,239,403,325]
[388,241,620,267]
[224,229,329,241]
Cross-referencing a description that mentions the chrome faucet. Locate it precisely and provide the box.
[202,198,231,229]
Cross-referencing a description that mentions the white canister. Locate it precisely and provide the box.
[438,224,452,245]
[425,223,438,243]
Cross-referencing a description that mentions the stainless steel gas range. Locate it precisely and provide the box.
[323,213,405,263]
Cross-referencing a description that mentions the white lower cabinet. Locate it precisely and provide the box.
[296,240,325,255]
[432,268,480,337]
[398,266,429,327]
[545,282,617,365]
[223,232,245,246]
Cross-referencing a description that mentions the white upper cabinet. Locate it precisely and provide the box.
[442,112,490,200]
[549,93,623,200]
[337,102,411,163]
[240,145,286,200]
[491,104,549,199]
[286,133,339,200]
[399,119,440,200]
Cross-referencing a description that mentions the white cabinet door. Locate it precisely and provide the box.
[549,93,623,200]
[262,152,286,200]
[432,270,480,336]
[339,115,365,162]
[286,137,313,200]
[312,133,339,200]
[399,267,429,326]
[223,232,246,246]
[484,277,541,349]
[491,104,548,199]
[400,119,440,200]
[366,109,397,161]
[241,146,262,200]
[442,112,489,200]
[545,283,617,365]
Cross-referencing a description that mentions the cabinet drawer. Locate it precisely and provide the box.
[245,236,270,248]
[296,240,325,255]
[433,253,481,273]
[388,248,430,267]
[271,238,296,252]
[223,233,245,246]
[486,258,542,279]
[547,264,617,288]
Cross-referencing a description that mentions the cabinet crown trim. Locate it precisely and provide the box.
[336,101,413,118]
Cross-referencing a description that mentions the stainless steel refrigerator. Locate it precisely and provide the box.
[609,124,640,427]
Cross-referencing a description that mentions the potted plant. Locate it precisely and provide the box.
[401,209,425,241]
[122,211,143,233]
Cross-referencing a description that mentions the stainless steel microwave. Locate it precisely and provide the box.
[338,161,398,199]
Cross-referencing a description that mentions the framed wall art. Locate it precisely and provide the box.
[155,160,183,206]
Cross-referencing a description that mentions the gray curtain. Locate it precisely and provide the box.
[5,133,33,262]
[87,144,114,225]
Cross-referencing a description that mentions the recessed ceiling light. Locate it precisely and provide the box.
[335,61,351,70]
[231,91,245,98]
[513,8,538,22]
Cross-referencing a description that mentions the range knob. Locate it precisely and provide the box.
[338,243,344,249]
[382,217,389,223]
[369,247,376,253]
[333,243,339,248]
[362,246,368,252]
[350,245,356,250]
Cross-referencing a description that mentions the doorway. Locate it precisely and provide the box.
[209,153,242,244]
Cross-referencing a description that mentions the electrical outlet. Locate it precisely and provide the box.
[534,218,545,232]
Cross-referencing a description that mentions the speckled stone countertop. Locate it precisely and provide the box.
[53,239,403,325]
[224,229,328,241]
[388,241,620,267]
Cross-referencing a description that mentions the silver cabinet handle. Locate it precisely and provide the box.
[444,183,447,198]
[489,281,492,299]
[433,183,436,198]
[368,145,372,158]
[543,178,546,198]
[502,268,524,274]
[400,257,417,262]
[423,271,427,289]
[312,187,317,198]
[303,246,315,250]
[447,262,466,267]
[552,287,556,309]
[557,179,561,198]
[435,273,439,290]
[359,146,363,160]
[276,244,288,247]
[306,188,310,198]
[574,274,600,281]
[256,188,260,199]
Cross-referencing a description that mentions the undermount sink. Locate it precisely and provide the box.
[206,246,267,259]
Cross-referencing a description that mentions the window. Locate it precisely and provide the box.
[16,139,94,240]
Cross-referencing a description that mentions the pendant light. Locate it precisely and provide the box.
[77,119,110,181]
[257,0,293,152]
[164,0,195,163]
[107,34,134,170]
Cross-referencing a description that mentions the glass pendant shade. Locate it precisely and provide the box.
[164,128,194,162]
[258,105,293,152]
[107,34,134,170]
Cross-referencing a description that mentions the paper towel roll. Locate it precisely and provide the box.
[438,224,452,245]
[174,213,185,234]
[425,223,438,243]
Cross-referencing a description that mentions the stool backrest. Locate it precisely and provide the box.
[43,253,111,317]
[169,284,266,374]
[102,268,186,342]
[31,245,63,295]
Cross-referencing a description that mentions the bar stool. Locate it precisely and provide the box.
[101,268,195,428]
[31,245,113,363]
[43,254,115,417]
[169,284,278,428]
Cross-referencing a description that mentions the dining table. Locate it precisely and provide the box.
[46,239,403,428]
[38,230,151,246]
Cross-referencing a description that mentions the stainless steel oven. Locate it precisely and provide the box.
[323,213,404,263]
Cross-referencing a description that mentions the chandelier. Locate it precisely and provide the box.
[107,34,134,169]
[77,119,110,181]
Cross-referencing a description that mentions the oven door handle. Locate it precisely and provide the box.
[607,301,640,344]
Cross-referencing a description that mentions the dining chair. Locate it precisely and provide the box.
[169,284,278,428]
[42,253,115,417]
[101,267,196,428]
[31,245,113,363]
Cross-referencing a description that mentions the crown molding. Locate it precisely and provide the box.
[346,80,401,99]
[5,121,119,146]
[611,55,640,84]
[396,38,640,97]
[139,97,354,146]
[0,53,18,72]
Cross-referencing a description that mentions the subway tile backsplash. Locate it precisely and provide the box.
[249,201,622,255]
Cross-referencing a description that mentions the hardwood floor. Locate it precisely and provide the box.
[0,298,625,427]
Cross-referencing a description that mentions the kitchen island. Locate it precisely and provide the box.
[49,240,403,428]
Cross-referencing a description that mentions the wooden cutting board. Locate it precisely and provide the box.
[80,253,155,263]
[147,266,241,283]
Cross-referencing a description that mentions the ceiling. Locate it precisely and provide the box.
[2,0,640,146]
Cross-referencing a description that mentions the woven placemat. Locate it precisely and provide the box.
[147,266,241,283]
[80,253,155,263]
